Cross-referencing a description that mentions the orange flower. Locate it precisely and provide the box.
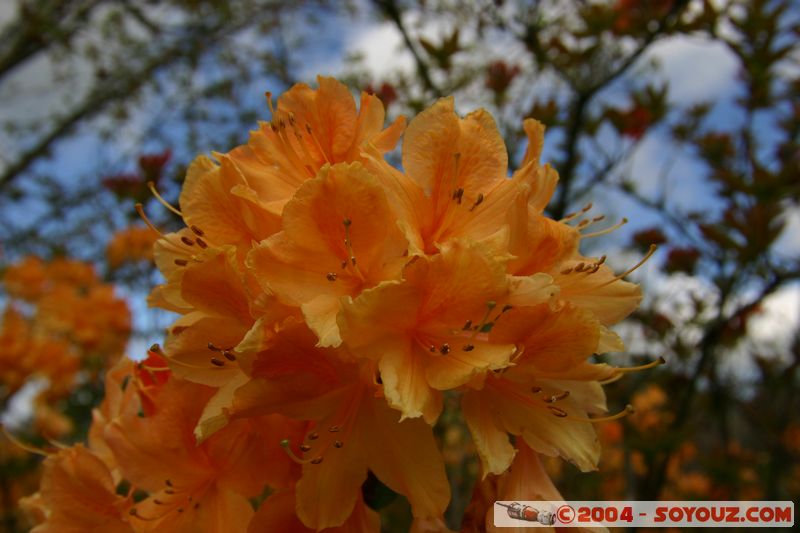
[2,255,47,301]
[21,444,134,533]
[230,76,405,198]
[338,242,523,423]
[215,321,450,530]
[0,307,79,399]
[128,76,653,529]
[105,368,299,533]
[462,302,616,475]
[463,441,565,533]
[372,97,539,255]
[106,226,158,268]
[171,77,405,260]
[248,162,407,346]
[89,356,141,474]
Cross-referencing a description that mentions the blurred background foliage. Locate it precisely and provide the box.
[0,0,798,531]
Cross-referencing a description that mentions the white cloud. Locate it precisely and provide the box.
[748,284,800,358]
[645,36,739,103]
[775,207,800,258]
[347,22,412,77]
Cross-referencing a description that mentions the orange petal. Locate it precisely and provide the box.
[425,339,515,390]
[248,162,407,305]
[403,241,508,326]
[462,390,517,476]
[249,489,380,533]
[378,336,443,423]
[179,155,259,248]
[37,445,133,532]
[360,395,451,520]
[491,303,600,373]
[555,262,642,325]
[295,422,368,529]
[163,312,249,386]
[179,246,251,323]
[517,119,546,170]
[401,97,460,196]
[104,379,215,492]
[486,377,602,472]
[302,295,344,347]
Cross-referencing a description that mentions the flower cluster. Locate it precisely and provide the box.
[106,226,159,269]
[1,256,131,405]
[21,76,652,531]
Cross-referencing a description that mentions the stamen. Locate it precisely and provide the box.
[310,457,323,464]
[167,356,228,371]
[280,439,313,465]
[138,365,171,373]
[596,245,657,288]
[462,320,472,330]
[222,350,236,362]
[1,425,52,456]
[328,426,340,433]
[582,217,628,239]
[181,236,195,246]
[333,441,344,448]
[265,92,275,116]
[559,202,593,222]
[615,356,666,373]
[147,182,182,216]
[543,390,570,403]
[299,444,312,452]
[565,404,635,423]
[135,203,165,237]
[129,508,160,521]
[190,225,204,237]
[304,124,331,163]
[195,237,208,249]
[210,358,225,367]
[439,343,450,355]
[452,188,464,204]
[493,304,514,322]
[307,432,319,440]
[469,193,485,212]
[599,373,625,385]
[547,405,568,417]
[531,386,542,393]
[341,218,365,280]
[174,259,188,266]
[326,272,337,281]
[450,152,462,192]
[207,343,221,352]
[462,344,474,352]
[470,301,497,339]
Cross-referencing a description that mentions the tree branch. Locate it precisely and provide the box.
[372,0,443,98]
